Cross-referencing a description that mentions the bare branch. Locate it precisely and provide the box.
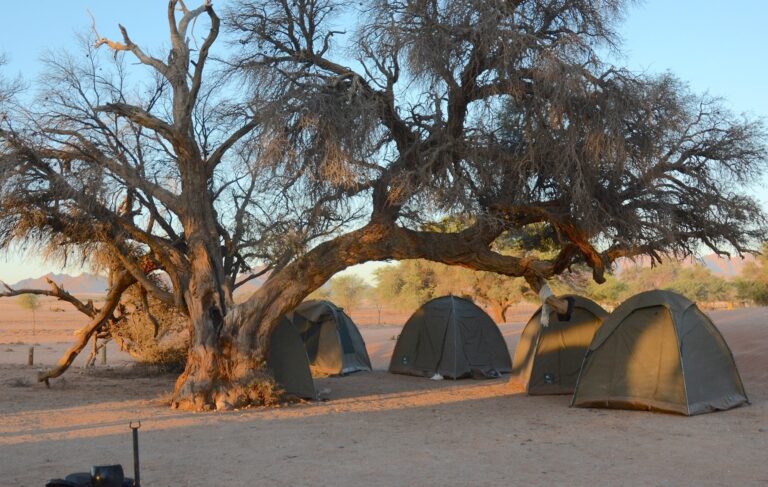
[109,245,178,308]
[38,270,135,383]
[189,2,219,110]
[0,278,95,316]
[234,266,271,289]
[93,103,176,143]
[92,20,170,76]
[206,117,258,173]
[45,127,182,214]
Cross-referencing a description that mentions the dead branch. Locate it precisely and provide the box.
[90,10,169,76]
[38,271,135,383]
[1,278,95,316]
[139,286,162,337]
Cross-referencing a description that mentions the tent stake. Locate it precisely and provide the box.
[130,421,141,487]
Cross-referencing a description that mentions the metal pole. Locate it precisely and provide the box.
[130,421,141,487]
[100,344,107,365]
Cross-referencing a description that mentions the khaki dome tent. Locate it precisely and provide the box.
[267,318,317,400]
[286,300,372,376]
[512,295,607,395]
[572,290,748,415]
[389,296,512,379]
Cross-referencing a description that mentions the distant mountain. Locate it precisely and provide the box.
[700,254,755,277]
[10,272,108,294]
[8,268,269,297]
[614,253,755,278]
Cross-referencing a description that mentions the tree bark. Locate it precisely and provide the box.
[170,297,280,410]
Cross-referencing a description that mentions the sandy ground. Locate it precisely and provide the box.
[1,301,767,486]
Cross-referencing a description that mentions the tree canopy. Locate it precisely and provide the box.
[0,0,765,410]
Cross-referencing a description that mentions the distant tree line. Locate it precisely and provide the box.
[318,243,768,323]
[734,243,768,305]
[578,262,734,306]
[598,245,768,307]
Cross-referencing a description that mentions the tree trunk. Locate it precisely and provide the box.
[171,171,254,410]
[170,249,274,411]
[171,335,268,411]
[170,292,292,411]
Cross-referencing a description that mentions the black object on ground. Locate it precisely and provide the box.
[130,421,141,487]
[45,423,140,487]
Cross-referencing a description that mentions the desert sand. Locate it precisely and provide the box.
[1,299,767,486]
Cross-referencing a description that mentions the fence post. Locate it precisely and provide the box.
[27,346,34,366]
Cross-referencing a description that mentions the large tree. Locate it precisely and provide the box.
[0,0,765,410]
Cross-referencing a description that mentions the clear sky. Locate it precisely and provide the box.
[0,0,766,283]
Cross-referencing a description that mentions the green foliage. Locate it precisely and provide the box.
[374,261,438,311]
[590,261,734,304]
[735,277,768,305]
[16,294,39,311]
[374,259,530,322]
[328,274,370,314]
[374,261,444,311]
[371,219,551,321]
[374,255,740,319]
[665,266,733,302]
[16,294,40,334]
[374,222,747,313]
[735,244,768,304]
[584,274,630,305]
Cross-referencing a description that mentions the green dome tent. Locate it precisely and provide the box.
[286,300,372,377]
[389,295,512,379]
[512,295,607,395]
[572,290,748,415]
[266,318,317,400]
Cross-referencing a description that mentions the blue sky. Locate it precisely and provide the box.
[1,0,766,283]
